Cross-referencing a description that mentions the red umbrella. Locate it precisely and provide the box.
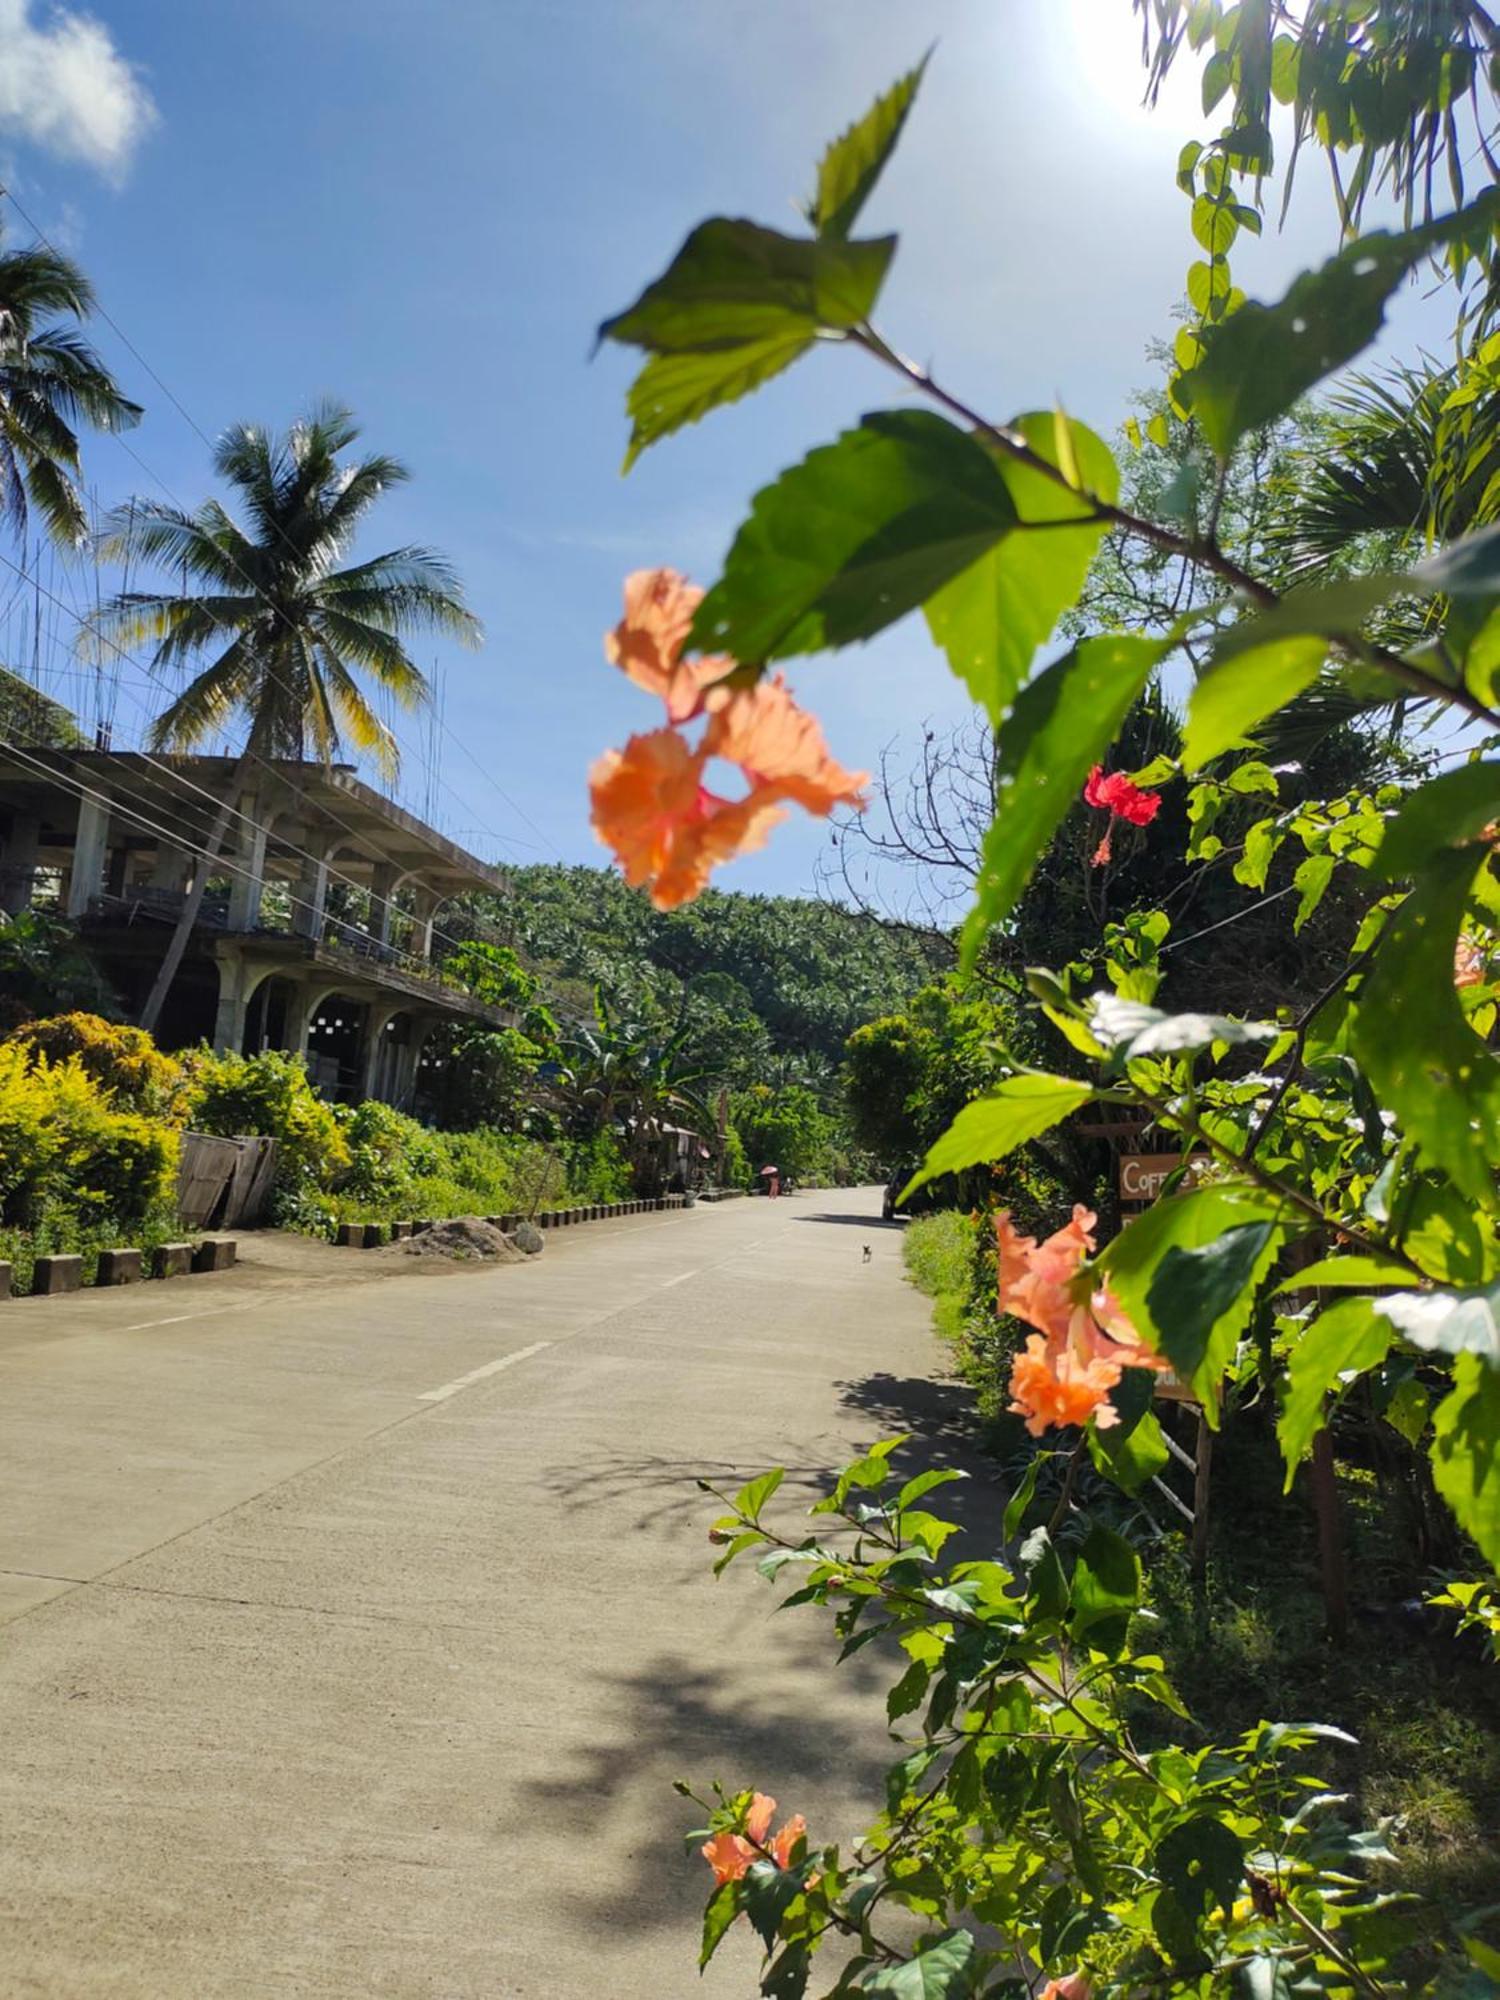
[759,1165,779,1175]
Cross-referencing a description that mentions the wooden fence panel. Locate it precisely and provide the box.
[177,1132,279,1230]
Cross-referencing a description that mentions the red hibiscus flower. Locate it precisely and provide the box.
[1083,765,1162,865]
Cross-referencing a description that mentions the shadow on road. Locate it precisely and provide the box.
[792,1211,903,1229]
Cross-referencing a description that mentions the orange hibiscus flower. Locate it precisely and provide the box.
[589,729,784,911]
[704,673,868,815]
[605,567,734,723]
[1041,1976,1092,2000]
[701,1793,808,1884]
[594,567,867,906]
[997,1206,1164,1436]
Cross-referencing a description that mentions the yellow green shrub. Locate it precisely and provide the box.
[8,1011,181,1113]
[0,1042,178,1227]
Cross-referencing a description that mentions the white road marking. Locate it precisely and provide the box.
[416,1341,552,1403]
[659,1270,698,1288]
[119,1300,266,1333]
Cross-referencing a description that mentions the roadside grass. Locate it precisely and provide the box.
[900,1224,1500,1959]
[0,1209,180,1295]
[1147,1415,1500,1952]
[903,1210,977,1303]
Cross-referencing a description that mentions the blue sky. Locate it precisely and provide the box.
[0,0,1452,895]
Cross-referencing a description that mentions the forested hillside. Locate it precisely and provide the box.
[468,864,941,1090]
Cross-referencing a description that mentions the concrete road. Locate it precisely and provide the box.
[0,1190,992,1998]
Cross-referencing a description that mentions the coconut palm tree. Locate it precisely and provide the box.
[89,402,482,1032]
[0,226,141,546]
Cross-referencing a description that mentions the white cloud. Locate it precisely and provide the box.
[0,0,155,181]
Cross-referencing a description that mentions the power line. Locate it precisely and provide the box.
[0,540,525,951]
[0,716,514,971]
[2,181,562,867]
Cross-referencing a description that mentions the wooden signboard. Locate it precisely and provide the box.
[1118,1151,1213,1205]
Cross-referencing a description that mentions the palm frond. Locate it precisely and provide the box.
[313,606,432,704]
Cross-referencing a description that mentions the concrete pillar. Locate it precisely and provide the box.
[67,792,110,917]
[226,800,269,931]
[0,812,40,915]
[369,863,396,945]
[361,1003,398,1102]
[211,947,251,1053]
[292,840,331,940]
[408,886,439,960]
[149,841,193,893]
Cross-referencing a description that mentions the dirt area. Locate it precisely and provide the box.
[389,1217,522,1262]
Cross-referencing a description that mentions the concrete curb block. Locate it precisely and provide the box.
[331,1191,699,1247]
[33,1254,83,1295]
[3,1236,239,1303]
[97,1248,144,1285]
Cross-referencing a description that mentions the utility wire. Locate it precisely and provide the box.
[3,181,561,866]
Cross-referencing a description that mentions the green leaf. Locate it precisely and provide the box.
[1432,1354,1500,1567]
[619,337,814,472]
[902,1074,1093,1196]
[1157,1816,1245,1920]
[1375,1283,1500,1365]
[1401,1181,1500,1284]
[761,1944,811,2000]
[598,220,895,465]
[1234,1954,1296,1999]
[1293,852,1335,932]
[599,218,893,351]
[1102,1187,1286,1417]
[1002,1454,1043,1540]
[858,1930,978,1999]
[692,411,1019,662]
[1145,1223,1282,1407]
[959,635,1166,974]
[924,413,1118,724]
[1272,1253,1414,1293]
[700,1879,740,1968]
[1235,816,1284,891]
[1070,1523,1142,1651]
[735,1467,785,1520]
[1411,522,1500,600]
[1182,191,1500,457]
[1279,1297,1393,1483]
[1385,1377,1430,1445]
[811,56,928,239]
[1089,1391,1170,1495]
[1377,761,1500,879]
[1182,634,1326,769]
[886,1657,930,1724]
[1353,848,1500,1206]
[744,1858,803,1951]
[1020,1526,1070,1623]
[896,1467,966,1510]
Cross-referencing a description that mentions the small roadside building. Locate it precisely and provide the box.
[0,748,515,1106]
